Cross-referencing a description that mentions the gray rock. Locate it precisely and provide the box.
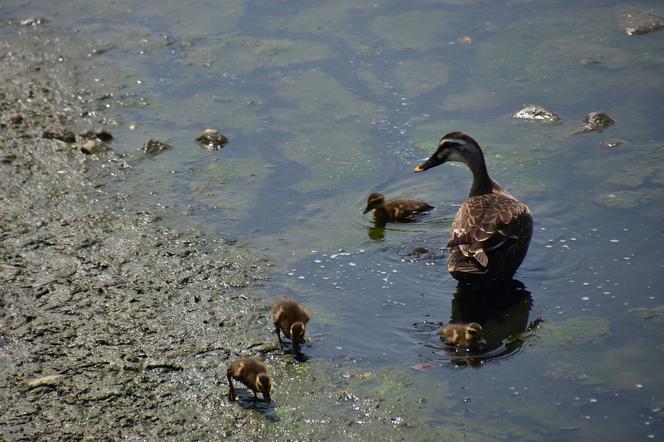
[574,112,615,134]
[42,126,76,143]
[196,128,229,150]
[621,8,664,36]
[142,139,171,155]
[512,105,561,124]
[80,139,109,155]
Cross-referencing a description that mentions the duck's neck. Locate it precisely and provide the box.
[373,206,389,223]
[466,153,493,197]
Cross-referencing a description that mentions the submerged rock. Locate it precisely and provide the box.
[512,105,561,124]
[581,57,601,65]
[621,8,664,36]
[600,138,626,149]
[196,128,229,150]
[574,112,615,134]
[143,139,171,155]
[43,126,76,143]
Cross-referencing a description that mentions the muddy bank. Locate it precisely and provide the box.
[0,23,470,442]
[0,28,275,440]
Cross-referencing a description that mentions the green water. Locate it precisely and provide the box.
[4,0,663,439]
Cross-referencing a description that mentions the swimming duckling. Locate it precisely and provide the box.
[363,192,434,223]
[272,298,310,349]
[439,322,486,350]
[227,357,271,402]
[415,132,533,284]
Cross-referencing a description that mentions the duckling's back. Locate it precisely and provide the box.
[272,298,310,331]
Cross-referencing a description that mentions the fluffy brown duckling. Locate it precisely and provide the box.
[439,322,486,350]
[227,357,271,402]
[415,132,533,284]
[363,192,434,223]
[272,298,310,349]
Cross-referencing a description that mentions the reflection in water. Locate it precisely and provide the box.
[416,280,540,368]
[368,224,386,241]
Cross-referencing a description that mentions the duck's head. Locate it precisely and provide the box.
[465,322,487,348]
[290,321,306,345]
[256,373,271,402]
[363,192,385,214]
[414,132,481,173]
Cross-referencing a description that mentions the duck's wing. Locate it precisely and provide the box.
[447,193,531,268]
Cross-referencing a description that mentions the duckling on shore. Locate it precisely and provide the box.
[439,322,486,350]
[363,192,434,224]
[272,298,310,349]
[227,357,271,402]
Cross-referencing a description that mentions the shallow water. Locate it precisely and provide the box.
[4,0,664,438]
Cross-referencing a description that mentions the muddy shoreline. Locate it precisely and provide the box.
[0,27,277,440]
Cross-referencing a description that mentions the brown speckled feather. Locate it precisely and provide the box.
[447,182,532,282]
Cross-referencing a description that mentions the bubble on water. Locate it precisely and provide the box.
[610,239,620,243]
[636,384,644,389]
[589,398,597,403]
[582,297,590,301]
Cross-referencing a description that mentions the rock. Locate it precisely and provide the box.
[196,128,229,150]
[581,57,601,65]
[25,374,61,388]
[600,139,626,149]
[7,113,24,126]
[80,128,113,142]
[574,112,615,134]
[512,105,561,124]
[621,8,664,36]
[20,17,49,27]
[42,127,76,143]
[80,139,108,155]
[142,139,171,155]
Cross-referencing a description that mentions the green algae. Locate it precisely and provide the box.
[370,10,460,51]
[528,316,611,353]
[270,69,383,193]
[182,36,333,75]
[391,59,450,96]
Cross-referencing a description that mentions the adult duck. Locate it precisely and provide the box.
[415,132,532,284]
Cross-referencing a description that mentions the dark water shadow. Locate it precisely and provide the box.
[415,280,540,368]
[231,388,280,421]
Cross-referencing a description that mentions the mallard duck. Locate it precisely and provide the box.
[439,322,486,349]
[272,298,310,348]
[415,132,533,284]
[363,192,434,223]
[227,357,271,402]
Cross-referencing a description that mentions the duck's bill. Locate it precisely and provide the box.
[362,207,372,214]
[414,156,440,173]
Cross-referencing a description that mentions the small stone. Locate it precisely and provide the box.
[25,374,61,388]
[581,57,601,65]
[574,112,615,134]
[513,105,561,124]
[80,139,108,155]
[42,127,76,143]
[622,8,664,36]
[20,17,48,27]
[7,113,24,126]
[600,139,625,149]
[458,35,473,45]
[143,139,171,155]
[196,128,229,150]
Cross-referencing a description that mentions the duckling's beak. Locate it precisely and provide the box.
[363,206,372,214]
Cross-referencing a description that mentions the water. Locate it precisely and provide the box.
[4,0,663,438]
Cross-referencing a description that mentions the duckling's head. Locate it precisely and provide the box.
[414,131,482,172]
[290,321,306,345]
[465,322,486,348]
[256,373,271,402]
[363,192,385,214]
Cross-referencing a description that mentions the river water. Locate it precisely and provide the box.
[3,0,663,439]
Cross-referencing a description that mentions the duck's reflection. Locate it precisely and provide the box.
[441,280,540,367]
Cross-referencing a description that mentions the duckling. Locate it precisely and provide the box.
[439,322,486,350]
[363,192,434,223]
[227,357,271,402]
[415,132,533,284]
[272,298,310,348]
